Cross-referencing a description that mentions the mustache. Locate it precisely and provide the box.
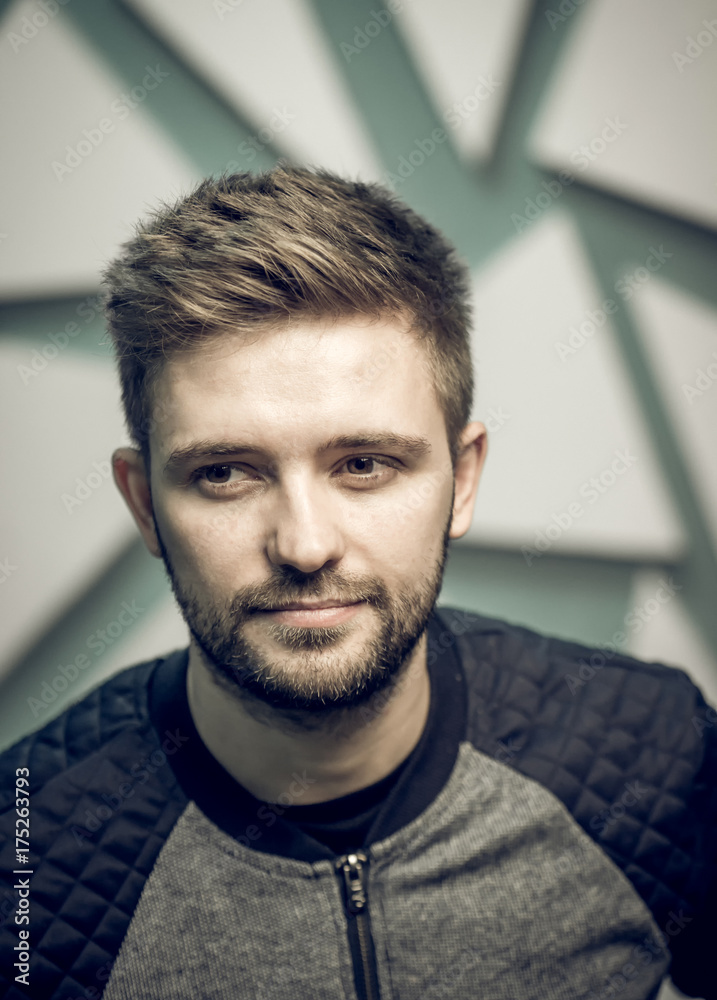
[227,567,390,616]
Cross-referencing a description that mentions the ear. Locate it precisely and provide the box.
[112,447,162,558]
[449,421,488,539]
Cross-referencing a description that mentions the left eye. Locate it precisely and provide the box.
[345,457,378,475]
[341,457,398,482]
[205,465,233,483]
[198,465,249,485]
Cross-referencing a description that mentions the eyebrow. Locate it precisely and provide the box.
[163,432,431,474]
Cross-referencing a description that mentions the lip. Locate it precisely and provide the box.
[271,600,358,611]
[263,600,364,627]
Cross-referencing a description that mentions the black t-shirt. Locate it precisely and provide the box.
[278,752,413,854]
[148,610,466,863]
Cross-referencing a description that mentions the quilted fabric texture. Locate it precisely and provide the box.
[446,608,717,998]
[0,663,188,999]
[0,610,715,999]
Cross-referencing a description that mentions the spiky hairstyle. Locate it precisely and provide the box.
[103,165,474,462]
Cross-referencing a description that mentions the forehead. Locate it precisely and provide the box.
[148,316,445,461]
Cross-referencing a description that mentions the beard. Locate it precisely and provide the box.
[154,512,451,718]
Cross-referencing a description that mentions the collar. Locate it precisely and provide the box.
[148,608,467,861]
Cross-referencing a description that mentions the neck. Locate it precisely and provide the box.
[186,635,431,805]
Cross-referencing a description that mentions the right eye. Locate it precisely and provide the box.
[191,463,256,494]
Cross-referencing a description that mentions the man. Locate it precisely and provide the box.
[0,167,714,1000]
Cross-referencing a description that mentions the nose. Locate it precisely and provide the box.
[265,477,345,574]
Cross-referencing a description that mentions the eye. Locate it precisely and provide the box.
[339,455,398,487]
[203,464,237,484]
[346,457,378,475]
[191,463,255,493]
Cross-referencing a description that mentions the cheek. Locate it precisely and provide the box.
[152,466,453,586]
[155,494,261,588]
[351,478,452,574]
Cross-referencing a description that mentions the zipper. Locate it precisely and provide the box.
[335,851,381,1000]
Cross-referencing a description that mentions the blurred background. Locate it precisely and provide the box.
[1,0,716,753]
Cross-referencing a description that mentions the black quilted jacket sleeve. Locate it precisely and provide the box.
[0,659,189,1000]
[441,607,717,1000]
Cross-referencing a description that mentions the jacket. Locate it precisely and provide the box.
[1,607,715,999]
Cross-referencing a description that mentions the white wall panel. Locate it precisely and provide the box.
[123,0,382,180]
[628,277,717,553]
[465,213,686,561]
[0,343,135,677]
[394,0,532,161]
[529,0,717,231]
[0,0,197,300]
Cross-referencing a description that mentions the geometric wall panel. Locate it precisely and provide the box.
[0,343,135,678]
[529,0,717,231]
[628,277,717,554]
[0,0,198,300]
[88,591,188,689]
[123,0,383,179]
[394,0,532,161]
[627,569,717,708]
[465,213,687,562]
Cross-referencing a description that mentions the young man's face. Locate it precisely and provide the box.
[115,316,485,713]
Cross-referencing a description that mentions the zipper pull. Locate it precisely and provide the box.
[336,851,369,915]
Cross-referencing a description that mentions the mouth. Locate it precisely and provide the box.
[261,600,365,627]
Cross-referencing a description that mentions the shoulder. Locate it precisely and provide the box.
[0,653,190,998]
[432,606,715,798]
[0,656,163,809]
[434,605,717,992]
[433,603,710,731]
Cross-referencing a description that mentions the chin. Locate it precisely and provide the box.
[199,620,423,717]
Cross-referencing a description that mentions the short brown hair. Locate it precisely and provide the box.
[103,166,474,463]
